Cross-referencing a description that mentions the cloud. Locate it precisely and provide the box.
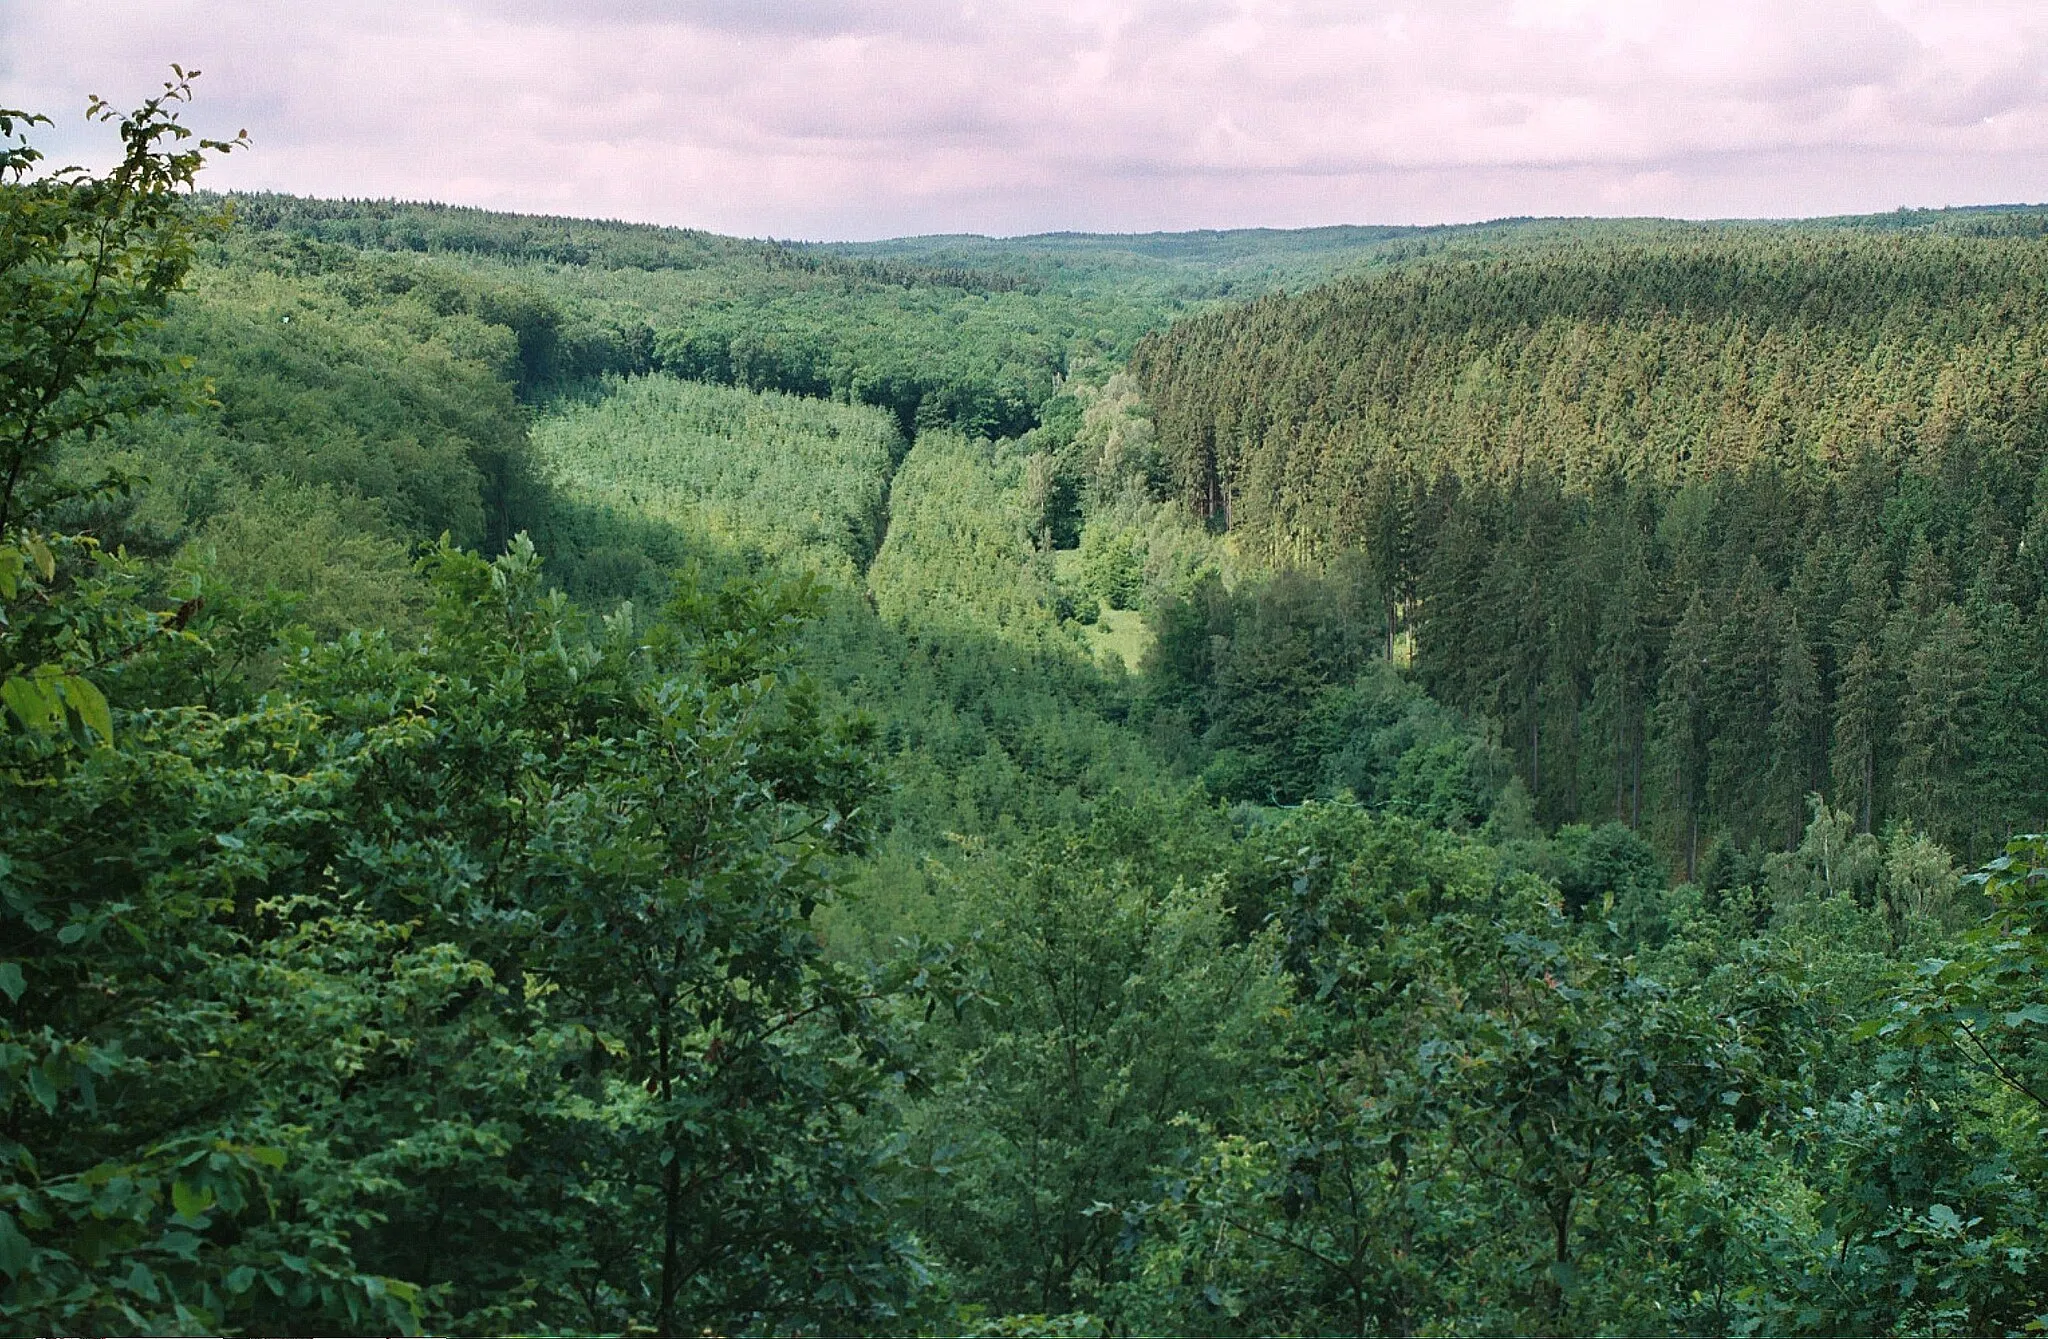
[4,0,2045,238]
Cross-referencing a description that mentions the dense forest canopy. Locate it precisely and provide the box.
[1133,228,2048,867]
[2,81,2045,1337]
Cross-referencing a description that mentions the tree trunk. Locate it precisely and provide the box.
[1547,1196,1574,1337]
[1687,808,1700,882]
[1860,750,1874,833]
[1630,721,1644,830]
[657,1013,681,1338]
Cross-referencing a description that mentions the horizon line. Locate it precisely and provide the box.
[203,189,2048,250]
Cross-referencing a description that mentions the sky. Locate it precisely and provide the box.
[3,0,2046,241]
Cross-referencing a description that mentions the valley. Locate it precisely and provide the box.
[5,97,2047,1336]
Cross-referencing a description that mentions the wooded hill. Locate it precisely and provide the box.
[1133,224,2048,868]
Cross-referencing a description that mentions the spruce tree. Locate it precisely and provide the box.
[1651,594,1713,878]
[1766,614,1824,849]
[1705,560,1780,848]
[1896,603,1986,856]
[1970,597,2048,837]
[1831,640,1888,833]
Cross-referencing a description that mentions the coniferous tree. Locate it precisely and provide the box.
[1705,561,1780,848]
[1652,594,1713,878]
[1580,484,1659,828]
[1895,603,1985,857]
[1766,614,1824,850]
[1969,596,2048,839]
[1831,640,1889,833]
[1416,487,1492,709]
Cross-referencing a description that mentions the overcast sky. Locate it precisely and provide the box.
[4,0,2045,240]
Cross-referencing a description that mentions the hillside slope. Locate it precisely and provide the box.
[1133,228,2048,861]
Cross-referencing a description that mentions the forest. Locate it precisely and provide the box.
[2,79,2046,1338]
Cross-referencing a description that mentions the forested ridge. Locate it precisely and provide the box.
[3,81,2047,1337]
[1133,229,2048,866]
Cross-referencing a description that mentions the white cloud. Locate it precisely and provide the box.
[4,0,2044,237]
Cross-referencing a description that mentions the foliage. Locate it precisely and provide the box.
[0,71,243,536]
[900,803,1272,1319]
[1879,833,2048,1128]
[867,431,1065,647]
[1136,235,2048,860]
[0,71,240,747]
[0,93,938,1335]
[531,372,901,592]
[0,523,938,1334]
[12,75,2048,1338]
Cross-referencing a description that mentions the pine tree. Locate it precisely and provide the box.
[1831,640,1889,833]
[1584,520,1656,830]
[1355,458,1417,659]
[1651,594,1714,878]
[1891,535,1952,653]
[1895,603,1984,855]
[1766,614,1824,850]
[1705,560,1781,848]
[1415,485,1492,708]
[1967,597,2045,841]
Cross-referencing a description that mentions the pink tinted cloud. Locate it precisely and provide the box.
[3,0,2045,238]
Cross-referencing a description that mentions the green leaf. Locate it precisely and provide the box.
[0,1210,30,1278]
[244,1144,287,1170]
[24,1064,55,1114]
[170,1178,214,1222]
[0,673,59,731]
[58,674,112,746]
[124,1258,161,1301]
[0,963,22,1004]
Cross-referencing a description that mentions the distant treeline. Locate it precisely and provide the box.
[1134,232,2048,867]
[221,192,1031,291]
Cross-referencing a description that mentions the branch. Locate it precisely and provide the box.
[1951,1016,2048,1113]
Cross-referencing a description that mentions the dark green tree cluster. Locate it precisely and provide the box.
[1143,566,1493,812]
[1135,227,2048,521]
[1134,234,2048,867]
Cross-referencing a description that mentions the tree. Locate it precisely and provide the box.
[1894,604,1984,856]
[0,72,240,745]
[1831,640,1889,834]
[0,71,243,534]
[298,543,929,1336]
[1848,834,2048,1331]
[904,804,1271,1321]
[0,84,934,1336]
[0,77,392,1338]
[1968,597,2047,841]
[1120,809,1750,1337]
[1765,615,1823,850]
[1651,595,1713,878]
[1582,485,1657,829]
